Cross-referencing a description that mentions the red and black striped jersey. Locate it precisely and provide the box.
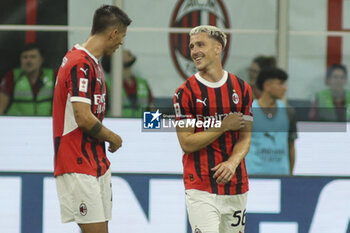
[53,45,109,177]
[173,71,253,195]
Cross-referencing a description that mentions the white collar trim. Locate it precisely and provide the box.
[74,44,99,64]
[195,70,228,88]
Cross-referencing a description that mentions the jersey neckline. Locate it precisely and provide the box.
[74,44,99,64]
[195,70,228,88]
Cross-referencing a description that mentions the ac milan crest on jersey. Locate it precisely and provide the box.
[232,91,239,104]
[169,0,231,79]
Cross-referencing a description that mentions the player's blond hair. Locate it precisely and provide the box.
[189,25,227,49]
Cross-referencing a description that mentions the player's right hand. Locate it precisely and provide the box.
[108,134,122,153]
[221,112,245,131]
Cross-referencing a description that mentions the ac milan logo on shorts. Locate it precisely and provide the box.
[79,203,87,216]
[194,228,202,233]
[169,0,231,80]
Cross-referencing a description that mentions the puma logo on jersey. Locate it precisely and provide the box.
[80,67,88,76]
[196,98,207,106]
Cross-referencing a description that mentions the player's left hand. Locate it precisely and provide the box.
[211,161,237,184]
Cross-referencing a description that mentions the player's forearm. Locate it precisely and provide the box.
[228,122,252,166]
[75,111,116,142]
[289,141,295,174]
[228,134,251,166]
[87,122,118,143]
[178,127,225,153]
[0,93,10,115]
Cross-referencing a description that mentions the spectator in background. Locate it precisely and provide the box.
[122,49,154,117]
[245,68,297,175]
[0,43,55,115]
[309,64,350,121]
[101,49,154,117]
[248,55,276,99]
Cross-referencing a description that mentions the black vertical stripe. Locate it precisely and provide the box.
[235,163,242,194]
[102,157,109,171]
[101,141,106,154]
[54,136,61,162]
[226,75,237,145]
[101,142,109,170]
[193,151,201,179]
[214,88,231,194]
[71,66,78,96]
[236,77,247,112]
[91,141,102,177]
[206,144,217,194]
[81,134,91,164]
[197,79,218,194]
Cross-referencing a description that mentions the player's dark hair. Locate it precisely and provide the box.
[326,64,347,80]
[257,68,288,91]
[91,5,132,35]
[21,43,44,57]
[253,55,276,71]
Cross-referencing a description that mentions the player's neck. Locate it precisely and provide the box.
[258,93,277,108]
[198,65,224,83]
[82,36,105,60]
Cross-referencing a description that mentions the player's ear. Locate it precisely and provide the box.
[108,27,118,40]
[215,42,222,55]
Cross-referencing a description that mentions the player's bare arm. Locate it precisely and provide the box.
[0,92,10,114]
[289,140,295,174]
[72,102,122,152]
[212,120,252,184]
[176,112,244,153]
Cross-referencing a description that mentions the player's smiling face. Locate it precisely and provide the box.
[189,33,219,71]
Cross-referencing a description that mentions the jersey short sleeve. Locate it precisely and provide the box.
[242,81,254,122]
[67,62,93,105]
[173,86,195,122]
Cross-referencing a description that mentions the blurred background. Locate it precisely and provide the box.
[0,0,350,233]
